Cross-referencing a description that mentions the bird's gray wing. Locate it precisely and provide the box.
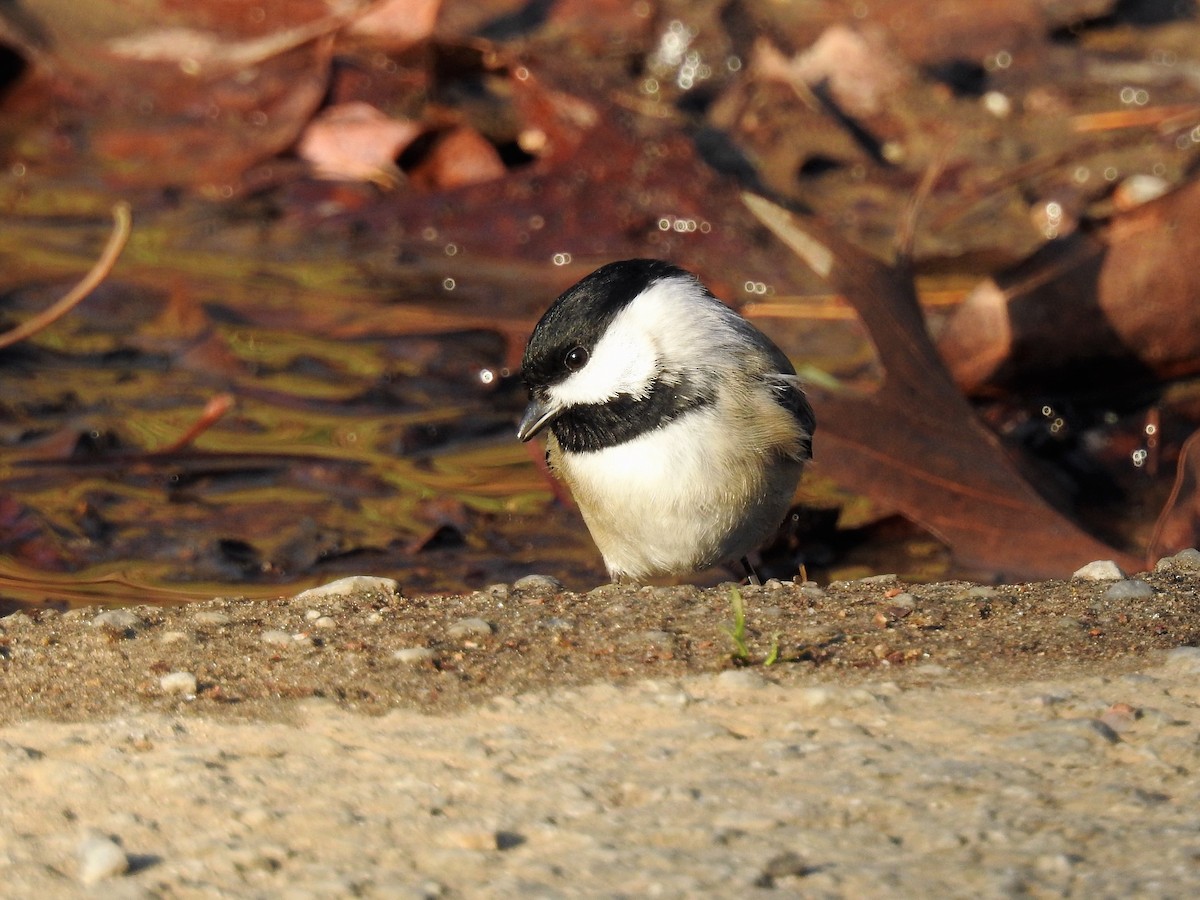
[763,372,816,461]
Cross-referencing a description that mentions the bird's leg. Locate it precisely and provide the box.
[740,556,761,586]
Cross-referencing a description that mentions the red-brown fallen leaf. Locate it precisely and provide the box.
[775,25,914,117]
[1149,430,1200,564]
[348,0,442,49]
[408,125,506,190]
[744,192,1141,581]
[5,1,337,194]
[89,38,333,194]
[105,11,349,75]
[295,101,422,185]
[938,178,1200,393]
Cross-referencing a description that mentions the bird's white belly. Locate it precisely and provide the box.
[556,414,792,579]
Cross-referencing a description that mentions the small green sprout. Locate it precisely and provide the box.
[725,586,752,661]
[725,586,784,666]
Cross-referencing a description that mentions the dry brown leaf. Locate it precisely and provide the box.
[787,25,913,117]
[348,0,442,48]
[744,192,1140,581]
[106,12,351,76]
[938,178,1200,392]
[409,126,506,190]
[1149,430,1200,563]
[296,101,422,185]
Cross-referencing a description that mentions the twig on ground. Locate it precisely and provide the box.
[0,202,133,350]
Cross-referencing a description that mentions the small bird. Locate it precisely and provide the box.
[517,259,815,581]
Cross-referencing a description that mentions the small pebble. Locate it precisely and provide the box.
[858,573,898,585]
[639,629,675,647]
[393,647,436,665]
[1005,717,1120,756]
[294,575,400,603]
[1098,702,1140,733]
[313,616,336,629]
[962,586,999,600]
[757,850,815,886]
[77,832,129,884]
[160,671,198,695]
[447,617,493,639]
[1075,561,1118,580]
[714,669,767,692]
[1160,646,1200,673]
[193,610,233,626]
[486,583,511,598]
[888,592,917,610]
[90,609,144,631]
[586,582,623,598]
[158,630,189,645]
[1102,578,1154,601]
[261,629,298,647]
[1072,559,1125,581]
[796,581,826,600]
[1155,547,1200,572]
[513,574,564,592]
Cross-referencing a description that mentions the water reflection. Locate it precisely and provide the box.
[0,242,608,605]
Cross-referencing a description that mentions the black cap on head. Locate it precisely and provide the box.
[521,259,692,390]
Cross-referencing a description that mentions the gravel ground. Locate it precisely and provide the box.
[2,552,1200,897]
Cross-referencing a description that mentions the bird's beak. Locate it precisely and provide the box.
[517,396,559,442]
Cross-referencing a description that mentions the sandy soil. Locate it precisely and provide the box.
[2,553,1199,896]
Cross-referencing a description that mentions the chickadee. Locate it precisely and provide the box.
[517,259,815,581]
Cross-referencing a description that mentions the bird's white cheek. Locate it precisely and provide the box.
[545,318,658,407]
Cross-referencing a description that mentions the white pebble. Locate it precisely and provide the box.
[261,629,297,646]
[294,576,400,604]
[90,609,144,631]
[160,671,198,695]
[77,832,129,884]
[1156,547,1200,572]
[513,574,564,591]
[1072,560,1125,581]
[393,647,436,664]
[858,573,898,585]
[797,582,826,600]
[193,610,233,626]
[1102,578,1154,601]
[447,617,493,639]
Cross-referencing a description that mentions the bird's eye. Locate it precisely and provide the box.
[564,346,589,371]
